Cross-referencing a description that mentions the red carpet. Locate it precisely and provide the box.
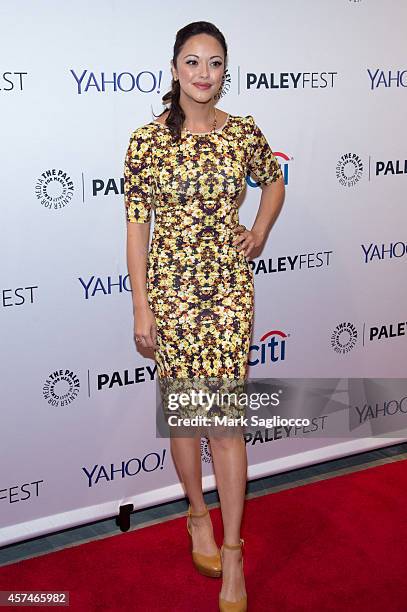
[1,459,406,611]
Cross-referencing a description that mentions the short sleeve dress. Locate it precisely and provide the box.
[124,114,282,423]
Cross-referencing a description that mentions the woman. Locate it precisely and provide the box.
[124,21,285,612]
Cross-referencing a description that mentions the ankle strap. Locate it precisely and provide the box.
[223,538,244,550]
[187,504,209,518]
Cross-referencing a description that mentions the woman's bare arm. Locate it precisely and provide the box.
[126,222,150,310]
[126,221,157,349]
[233,175,286,258]
[251,175,286,242]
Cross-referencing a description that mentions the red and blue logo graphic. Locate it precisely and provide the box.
[248,330,289,367]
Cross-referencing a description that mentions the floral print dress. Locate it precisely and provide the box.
[124,113,282,423]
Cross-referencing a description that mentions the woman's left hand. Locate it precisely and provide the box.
[232,224,264,259]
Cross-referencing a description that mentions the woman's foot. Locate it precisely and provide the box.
[219,543,247,602]
[188,506,219,557]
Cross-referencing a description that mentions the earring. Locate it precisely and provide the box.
[214,70,229,101]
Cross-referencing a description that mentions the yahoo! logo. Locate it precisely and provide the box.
[71,69,165,95]
[79,275,132,299]
[361,241,407,263]
[247,152,291,188]
[248,330,288,367]
[368,69,407,90]
[82,450,167,487]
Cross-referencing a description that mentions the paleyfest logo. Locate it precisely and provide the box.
[35,169,74,210]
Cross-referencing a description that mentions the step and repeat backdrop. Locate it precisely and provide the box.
[1,1,406,546]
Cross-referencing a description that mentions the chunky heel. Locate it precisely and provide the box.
[187,504,222,578]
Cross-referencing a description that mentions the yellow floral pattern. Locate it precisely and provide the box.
[123,114,282,419]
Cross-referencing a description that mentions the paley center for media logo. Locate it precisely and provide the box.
[42,363,156,405]
[336,153,364,187]
[336,153,406,187]
[331,322,358,354]
[43,369,80,407]
[331,316,406,354]
[35,169,75,210]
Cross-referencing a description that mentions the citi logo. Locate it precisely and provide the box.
[248,330,288,367]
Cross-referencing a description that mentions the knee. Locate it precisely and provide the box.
[209,434,245,453]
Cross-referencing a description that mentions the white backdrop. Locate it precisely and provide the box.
[1,0,406,546]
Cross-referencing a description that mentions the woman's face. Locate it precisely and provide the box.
[172,33,225,103]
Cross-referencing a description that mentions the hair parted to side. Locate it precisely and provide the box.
[156,21,228,142]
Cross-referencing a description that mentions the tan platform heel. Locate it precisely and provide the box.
[186,504,222,578]
[219,538,247,612]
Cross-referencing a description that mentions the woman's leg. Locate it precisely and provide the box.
[210,434,247,601]
[170,436,219,556]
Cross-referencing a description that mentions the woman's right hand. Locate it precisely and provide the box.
[134,304,158,350]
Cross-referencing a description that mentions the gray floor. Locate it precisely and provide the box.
[1,441,406,567]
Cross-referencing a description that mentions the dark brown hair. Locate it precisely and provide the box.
[156,21,228,141]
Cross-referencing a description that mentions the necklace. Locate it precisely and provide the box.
[182,108,217,134]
